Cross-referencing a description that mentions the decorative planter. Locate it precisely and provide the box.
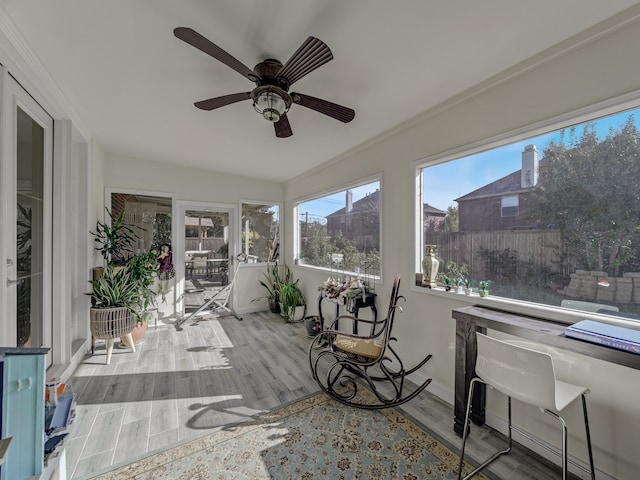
[90,306,136,364]
[268,298,281,314]
[280,303,306,322]
[479,290,489,298]
[122,317,149,346]
[304,315,321,337]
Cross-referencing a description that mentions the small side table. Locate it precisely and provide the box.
[318,291,377,334]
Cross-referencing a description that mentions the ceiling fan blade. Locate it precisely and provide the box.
[194,92,251,111]
[276,37,333,87]
[174,27,258,82]
[274,114,293,138]
[291,93,355,123]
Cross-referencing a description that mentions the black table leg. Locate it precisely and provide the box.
[454,318,486,436]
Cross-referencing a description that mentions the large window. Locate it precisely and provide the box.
[417,105,640,320]
[296,179,381,276]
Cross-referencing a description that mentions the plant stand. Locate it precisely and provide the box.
[90,307,136,364]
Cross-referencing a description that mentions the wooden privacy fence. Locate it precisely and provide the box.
[424,230,561,279]
[185,237,226,253]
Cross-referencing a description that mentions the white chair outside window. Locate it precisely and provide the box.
[457,332,595,480]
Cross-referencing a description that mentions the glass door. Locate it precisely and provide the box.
[2,76,53,361]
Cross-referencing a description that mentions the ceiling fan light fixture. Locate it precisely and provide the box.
[255,92,286,122]
[252,86,291,123]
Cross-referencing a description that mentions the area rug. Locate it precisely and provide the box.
[89,390,488,480]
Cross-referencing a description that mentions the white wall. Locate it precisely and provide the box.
[101,152,283,314]
[284,9,640,480]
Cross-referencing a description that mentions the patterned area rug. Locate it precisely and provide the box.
[89,390,487,480]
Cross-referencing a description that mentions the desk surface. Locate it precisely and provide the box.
[452,305,640,370]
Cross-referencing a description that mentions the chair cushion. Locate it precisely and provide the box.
[335,334,383,359]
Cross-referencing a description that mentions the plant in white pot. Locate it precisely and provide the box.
[279,280,306,323]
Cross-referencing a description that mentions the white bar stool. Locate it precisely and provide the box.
[457,332,595,480]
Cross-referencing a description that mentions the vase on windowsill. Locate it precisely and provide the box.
[422,245,439,288]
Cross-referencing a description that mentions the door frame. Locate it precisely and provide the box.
[176,201,237,315]
[1,72,53,359]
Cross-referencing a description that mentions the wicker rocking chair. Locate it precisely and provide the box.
[309,275,433,409]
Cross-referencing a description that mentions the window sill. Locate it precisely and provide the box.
[410,284,640,329]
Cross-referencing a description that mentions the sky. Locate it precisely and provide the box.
[423,107,639,211]
[298,181,380,221]
[296,106,639,219]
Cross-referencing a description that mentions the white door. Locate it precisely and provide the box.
[176,202,236,316]
[1,75,53,364]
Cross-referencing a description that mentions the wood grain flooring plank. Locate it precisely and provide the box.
[66,310,568,480]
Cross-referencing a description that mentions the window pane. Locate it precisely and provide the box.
[241,203,279,262]
[297,180,381,276]
[420,108,640,320]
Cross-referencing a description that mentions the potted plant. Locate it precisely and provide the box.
[479,280,492,297]
[91,207,138,266]
[88,263,139,363]
[464,278,475,296]
[255,263,292,313]
[121,250,159,346]
[279,280,306,322]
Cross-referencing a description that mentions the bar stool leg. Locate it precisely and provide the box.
[582,394,596,480]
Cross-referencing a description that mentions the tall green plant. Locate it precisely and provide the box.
[256,263,292,303]
[128,251,159,317]
[279,281,306,321]
[91,207,139,264]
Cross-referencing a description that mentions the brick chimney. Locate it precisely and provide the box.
[521,144,538,188]
[346,190,353,213]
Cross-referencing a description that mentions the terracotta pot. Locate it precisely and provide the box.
[121,318,148,346]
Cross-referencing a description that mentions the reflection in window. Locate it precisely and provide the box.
[110,193,172,254]
[296,180,381,276]
[419,107,640,320]
[241,203,280,263]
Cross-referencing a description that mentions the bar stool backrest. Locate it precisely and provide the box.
[476,332,557,411]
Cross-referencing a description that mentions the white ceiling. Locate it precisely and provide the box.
[2,0,638,182]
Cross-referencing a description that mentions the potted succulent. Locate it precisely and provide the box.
[464,278,475,296]
[479,280,492,297]
[279,280,307,322]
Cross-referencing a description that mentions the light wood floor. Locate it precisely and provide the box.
[66,310,572,479]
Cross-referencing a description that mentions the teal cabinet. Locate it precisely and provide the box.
[1,348,48,480]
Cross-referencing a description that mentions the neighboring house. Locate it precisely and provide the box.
[326,189,380,250]
[423,203,446,232]
[455,145,541,232]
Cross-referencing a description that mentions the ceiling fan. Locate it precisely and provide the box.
[174,27,355,138]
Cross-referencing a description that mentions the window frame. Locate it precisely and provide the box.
[500,195,519,218]
[239,200,282,264]
[294,174,383,279]
[413,91,640,325]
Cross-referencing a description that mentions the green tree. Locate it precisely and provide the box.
[529,116,640,276]
[445,205,459,232]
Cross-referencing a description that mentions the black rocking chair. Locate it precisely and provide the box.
[309,275,433,409]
